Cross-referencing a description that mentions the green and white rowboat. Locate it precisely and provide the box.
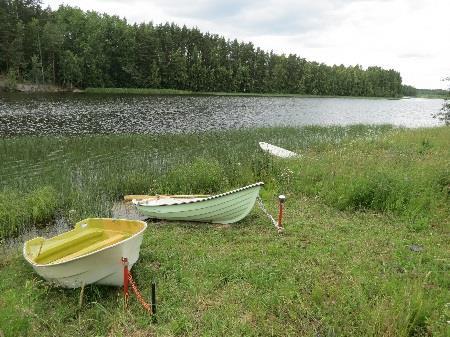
[23,218,147,288]
[133,182,264,224]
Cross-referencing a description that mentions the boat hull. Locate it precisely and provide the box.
[23,218,147,288]
[259,142,298,158]
[135,182,263,224]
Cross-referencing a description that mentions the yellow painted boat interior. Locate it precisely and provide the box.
[24,218,145,265]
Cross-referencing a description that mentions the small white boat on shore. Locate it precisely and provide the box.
[133,182,263,224]
[23,218,147,288]
[259,142,298,158]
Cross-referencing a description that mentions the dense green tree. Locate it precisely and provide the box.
[272,56,288,93]
[434,78,450,125]
[42,21,63,83]
[7,20,26,75]
[60,50,82,88]
[402,85,417,97]
[0,0,406,97]
[28,17,44,83]
[30,54,40,83]
[147,60,161,88]
[167,49,187,89]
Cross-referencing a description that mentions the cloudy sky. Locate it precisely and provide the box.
[42,0,450,89]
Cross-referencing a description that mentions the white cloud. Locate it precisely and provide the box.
[43,0,450,89]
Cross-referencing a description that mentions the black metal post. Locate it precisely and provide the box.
[151,280,157,322]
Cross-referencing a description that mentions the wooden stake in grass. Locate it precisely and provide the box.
[78,282,85,310]
[277,195,286,232]
[122,257,129,308]
[78,282,85,323]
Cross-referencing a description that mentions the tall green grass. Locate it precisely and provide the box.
[1,125,449,336]
[1,195,448,336]
[0,187,59,238]
[0,125,448,239]
[0,125,392,238]
[282,127,450,230]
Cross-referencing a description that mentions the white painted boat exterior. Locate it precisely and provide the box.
[133,182,263,224]
[259,142,298,158]
[23,218,147,288]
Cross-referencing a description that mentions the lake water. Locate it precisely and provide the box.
[0,93,444,136]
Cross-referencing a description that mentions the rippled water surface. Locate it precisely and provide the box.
[0,93,444,135]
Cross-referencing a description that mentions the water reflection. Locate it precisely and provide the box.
[0,93,444,136]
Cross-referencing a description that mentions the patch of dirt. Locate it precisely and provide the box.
[215,224,231,230]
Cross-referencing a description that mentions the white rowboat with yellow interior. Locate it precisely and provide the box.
[23,218,147,288]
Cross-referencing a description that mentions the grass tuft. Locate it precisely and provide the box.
[164,158,229,194]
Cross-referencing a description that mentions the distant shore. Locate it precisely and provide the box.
[1,81,447,99]
[83,87,400,99]
[0,78,81,93]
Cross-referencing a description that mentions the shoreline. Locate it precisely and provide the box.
[1,81,446,99]
[83,87,400,99]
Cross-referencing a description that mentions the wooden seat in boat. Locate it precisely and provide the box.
[34,229,130,264]
[51,233,128,264]
[34,229,104,264]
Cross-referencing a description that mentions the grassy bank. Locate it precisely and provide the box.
[0,125,393,238]
[1,126,449,336]
[285,127,450,230]
[83,87,397,99]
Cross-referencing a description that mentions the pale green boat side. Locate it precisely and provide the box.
[23,218,147,288]
[134,182,264,224]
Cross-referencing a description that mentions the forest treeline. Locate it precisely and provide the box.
[401,85,449,98]
[1,0,404,97]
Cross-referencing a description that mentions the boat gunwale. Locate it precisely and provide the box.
[134,182,264,207]
[23,218,148,268]
[136,186,259,214]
